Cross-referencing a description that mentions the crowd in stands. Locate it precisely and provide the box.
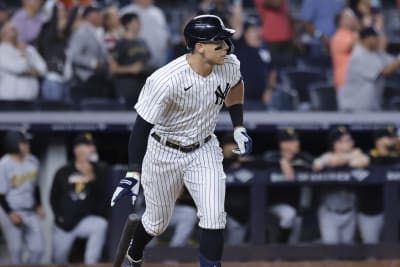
[0,0,398,111]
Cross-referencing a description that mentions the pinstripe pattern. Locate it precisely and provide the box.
[135,54,241,145]
[137,54,240,235]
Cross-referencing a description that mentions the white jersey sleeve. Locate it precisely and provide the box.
[135,76,171,124]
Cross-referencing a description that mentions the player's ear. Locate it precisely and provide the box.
[195,42,205,54]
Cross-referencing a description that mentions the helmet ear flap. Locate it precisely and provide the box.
[226,39,234,54]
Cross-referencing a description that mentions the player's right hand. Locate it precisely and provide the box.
[8,212,23,225]
[111,171,140,207]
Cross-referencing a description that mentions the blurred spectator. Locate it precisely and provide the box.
[60,0,92,9]
[348,0,384,30]
[398,0,400,12]
[234,17,277,110]
[120,0,168,69]
[0,131,45,264]
[11,0,45,44]
[348,0,386,49]
[301,0,345,55]
[0,2,9,30]
[330,8,359,91]
[110,13,150,106]
[357,126,399,244]
[338,27,400,111]
[265,128,314,179]
[37,1,72,101]
[170,18,189,60]
[50,133,110,264]
[0,23,47,101]
[68,4,110,99]
[197,0,243,39]
[313,126,369,244]
[103,5,122,52]
[264,128,313,243]
[253,0,297,63]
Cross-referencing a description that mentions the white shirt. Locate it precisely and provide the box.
[0,42,47,100]
[135,54,241,146]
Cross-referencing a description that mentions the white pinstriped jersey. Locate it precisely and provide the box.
[135,54,241,146]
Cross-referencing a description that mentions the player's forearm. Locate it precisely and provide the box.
[128,115,154,173]
[226,80,244,127]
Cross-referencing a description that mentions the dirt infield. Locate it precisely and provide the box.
[20,260,400,267]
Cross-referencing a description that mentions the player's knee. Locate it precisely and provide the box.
[199,211,226,229]
[143,219,169,236]
[92,217,108,232]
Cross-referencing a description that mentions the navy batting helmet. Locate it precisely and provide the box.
[183,15,235,54]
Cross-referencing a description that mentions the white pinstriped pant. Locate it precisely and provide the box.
[141,134,226,236]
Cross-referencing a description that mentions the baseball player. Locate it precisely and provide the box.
[0,131,44,264]
[110,15,253,267]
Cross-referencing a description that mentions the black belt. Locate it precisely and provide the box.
[151,132,211,153]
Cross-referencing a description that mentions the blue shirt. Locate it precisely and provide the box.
[301,0,345,37]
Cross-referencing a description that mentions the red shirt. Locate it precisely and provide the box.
[254,0,293,42]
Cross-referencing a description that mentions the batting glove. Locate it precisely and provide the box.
[233,126,253,156]
[110,171,140,207]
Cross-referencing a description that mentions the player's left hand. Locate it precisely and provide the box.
[111,172,140,207]
[232,126,253,156]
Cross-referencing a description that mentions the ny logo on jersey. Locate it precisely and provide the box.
[215,83,230,105]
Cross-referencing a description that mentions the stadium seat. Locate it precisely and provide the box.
[385,70,400,86]
[388,97,400,110]
[269,86,299,111]
[308,83,337,111]
[382,83,400,110]
[280,68,328,105]
[298,55,332,73]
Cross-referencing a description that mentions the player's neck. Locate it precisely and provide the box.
[187,54,213,77]
[8,153,24,162]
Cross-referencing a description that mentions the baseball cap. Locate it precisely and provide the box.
[3,130,32,154]
[277,128,298,142]
[373,126,397,141]
[72,132,95,147]
[83,3,102,17]
[243,16,260,32]
[4,130,32,144]
[328,126,349,145]
[359,27,379,39]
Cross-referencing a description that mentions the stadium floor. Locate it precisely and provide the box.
[19,260,400,267]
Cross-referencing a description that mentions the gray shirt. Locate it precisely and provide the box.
[338,44,394,111]
[0,154,39,211]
